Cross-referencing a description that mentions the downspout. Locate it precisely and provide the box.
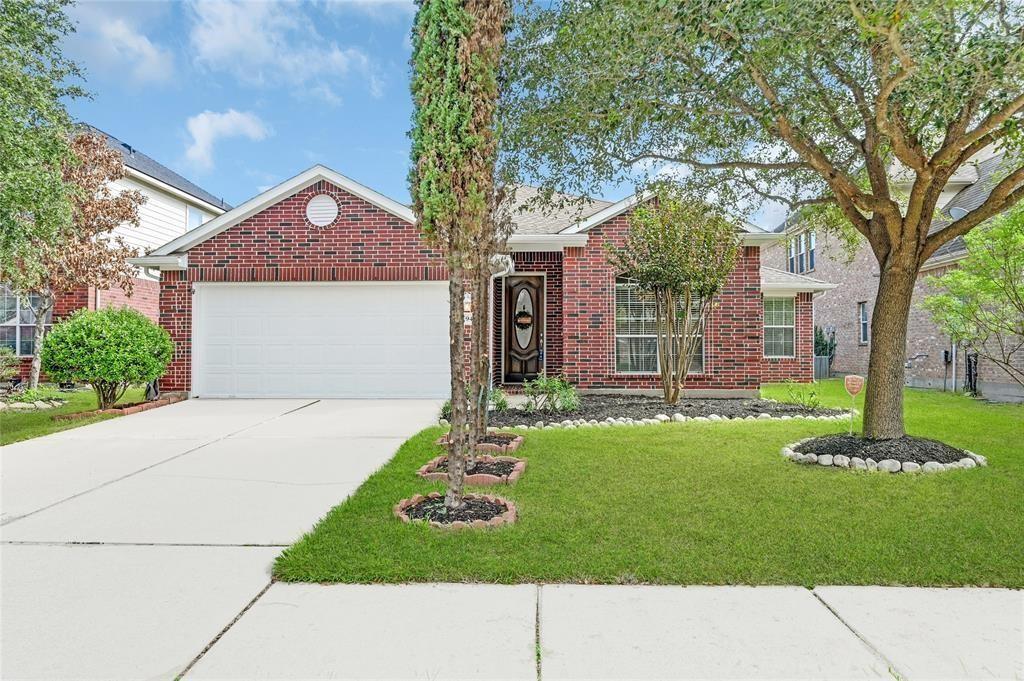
[951,340,958,392]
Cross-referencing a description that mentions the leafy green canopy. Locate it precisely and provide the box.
[923,203,1024,387]
[42,308,174,406]
[0,0,84,283]
[606,183,740,299]
[502,0,1024,254]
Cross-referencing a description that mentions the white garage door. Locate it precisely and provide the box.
[192,282,450,398]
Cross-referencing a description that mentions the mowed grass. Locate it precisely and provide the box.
[274,380,1024,586]
[0,387,146,446]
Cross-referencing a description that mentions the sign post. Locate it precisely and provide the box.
[843,375,864,435]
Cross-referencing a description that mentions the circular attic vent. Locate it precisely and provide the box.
[306,194,339,227]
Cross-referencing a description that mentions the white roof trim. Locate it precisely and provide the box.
[129,254,188,271]
[506,233,589,252]
[559,191,653,235]
[741,232,782,246]
[761,267,836,294]
[150,165,415,256]
[125,168,227,215]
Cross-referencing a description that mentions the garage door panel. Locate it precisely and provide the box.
[193,283,450,398]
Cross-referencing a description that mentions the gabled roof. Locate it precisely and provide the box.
[150,165,415,256]
[83,125,230,212]
[761,266,836,294]
[507,185,613,235]
[926,151,1012,263]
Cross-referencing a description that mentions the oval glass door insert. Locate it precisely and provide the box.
[514,289,534,349]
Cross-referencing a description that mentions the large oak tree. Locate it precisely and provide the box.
[503,0,1024,438]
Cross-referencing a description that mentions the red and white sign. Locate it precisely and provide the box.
[844,375,865,396]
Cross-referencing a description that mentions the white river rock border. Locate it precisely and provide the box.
[439,410,854,429]
[781,438,988,473]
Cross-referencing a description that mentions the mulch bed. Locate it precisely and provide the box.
[488,394,843,426]
[418,454,527,485]
[795,434,969,464]
[51,394,186,421]
[393,492,517,529]
[435,431,524,453]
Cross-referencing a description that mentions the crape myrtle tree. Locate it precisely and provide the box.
[0,0,82,318]
[923,203,1024,389]
[606,182,740,404]
[8,132,144,389]
[503,0,1024,439]
[409,0,510,510]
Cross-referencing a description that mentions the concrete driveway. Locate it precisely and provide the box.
[1,398,439,679]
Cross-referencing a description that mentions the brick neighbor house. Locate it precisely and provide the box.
[763,148,1024,403]
[133,165,833,399]
[2,126,229,381]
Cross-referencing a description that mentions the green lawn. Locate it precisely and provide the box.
[0,387,147,446]
[274,380,1024,587]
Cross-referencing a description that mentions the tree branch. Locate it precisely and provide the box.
[923,165,1024,260]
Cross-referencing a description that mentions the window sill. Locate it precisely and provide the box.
[764,356,796,360]
[612,372,707,377]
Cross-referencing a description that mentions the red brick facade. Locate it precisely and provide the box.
[159,180,447,392]
[154,179,816,394]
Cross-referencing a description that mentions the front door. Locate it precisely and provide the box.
[504,275,544,383]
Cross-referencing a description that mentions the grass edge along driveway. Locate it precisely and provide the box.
[0,387,147,446]
[274,381,1023,587]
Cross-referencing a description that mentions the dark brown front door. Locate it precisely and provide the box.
[504,275,544,383]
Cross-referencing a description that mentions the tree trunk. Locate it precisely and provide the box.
[445,261,470,510]
[862,261,918,439]
[28,290,54,390]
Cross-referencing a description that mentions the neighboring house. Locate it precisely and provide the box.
[134,165,832,399]
[763,149,1024,402]
[2,126,228,380]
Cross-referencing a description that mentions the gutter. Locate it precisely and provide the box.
[506,233,589,251]
[129,254,188,271]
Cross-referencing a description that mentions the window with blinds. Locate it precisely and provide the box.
[614,278,704,374]
[763,297,795,357]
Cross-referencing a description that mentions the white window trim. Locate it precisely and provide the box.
[0,287,53,357]
[613,279,706,375]
[807,230,816,272]
[763,296,796,359]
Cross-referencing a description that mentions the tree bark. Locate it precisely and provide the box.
[445,261,469,510]
[862,260,917,439]
[28,290,54,390]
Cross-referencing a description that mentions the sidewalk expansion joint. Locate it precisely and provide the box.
[535,584,543,681]
[177,580,274,679]
[0,399,320,527]
[811,589,906,680]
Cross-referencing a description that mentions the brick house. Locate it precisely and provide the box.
[3,126,228,380]
[134,165,832,398]
[763,149,1024,403]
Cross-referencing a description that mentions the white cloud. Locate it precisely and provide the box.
[185,110,271,170]
[67,3,174,84]
[187,0,382,102]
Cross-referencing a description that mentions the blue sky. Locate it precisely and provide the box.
[63,0,785,227]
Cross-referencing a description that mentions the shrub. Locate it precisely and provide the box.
[0,347,18,383]
[439,388,511,421]
[523,374,580,413]
[782,378,821,410]
[42,308,173,409]
[3,386,65,403]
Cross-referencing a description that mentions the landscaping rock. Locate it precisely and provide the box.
[671,413,685,422]
[438,418,450,426]
[959,457,977,469]
[833,455,850,468]
[655,414,670,422]
[866,458,877,471]
[922,461,943,473]
[9,402,33,410]
[817,454,834,466]
[851,457,867,470]
[967,451,988,466]
[757,413,772,420]
[901,461,921,473]
[0,402,7,411]
[878,459,901,473]
[804,453,818,463]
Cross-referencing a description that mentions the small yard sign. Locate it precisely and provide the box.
[844,375,864,435]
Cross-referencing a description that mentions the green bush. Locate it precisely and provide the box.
[523,374,580,413]
[0,346,18,382]
[42,308,173,409]
[439,387,511,421]
[782,378,822,410]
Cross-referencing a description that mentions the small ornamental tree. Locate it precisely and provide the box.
[41,308,173,409]
[7,132,145,389]
[606,183,740,404]
[923,204,1024,390]
[409,0,509,510]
